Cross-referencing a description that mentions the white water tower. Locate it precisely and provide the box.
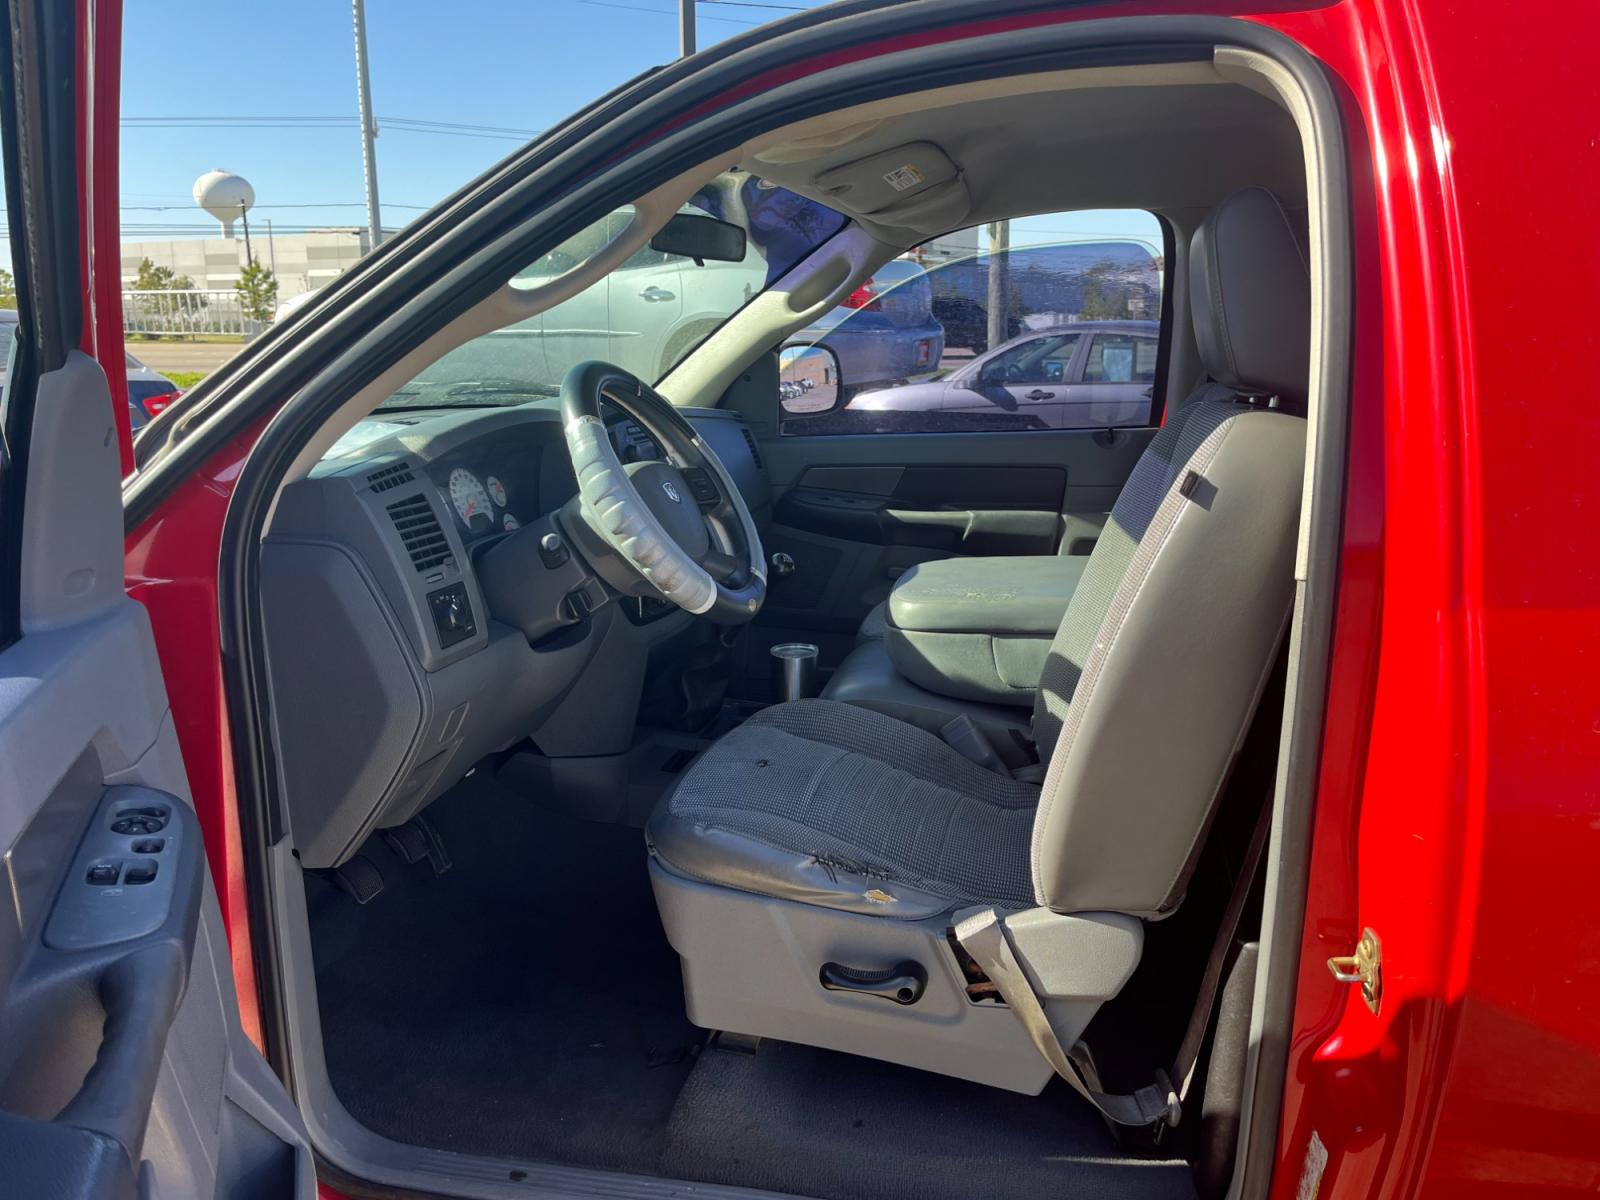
[193,169,255,238]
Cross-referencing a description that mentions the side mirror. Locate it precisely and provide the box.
[650,213,747,265]
[778,345,843,415]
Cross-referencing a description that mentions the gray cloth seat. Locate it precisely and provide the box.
[650,698,1039,918]
[647,186,1312,1090]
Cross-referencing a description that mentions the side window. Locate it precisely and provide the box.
[980,333,1081,385]
[779,209,1166,435]
[1083,333,1158,384]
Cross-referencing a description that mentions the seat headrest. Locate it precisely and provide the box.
[1188,186,1310,406]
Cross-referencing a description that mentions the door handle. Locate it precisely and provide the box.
[1024,389,1054,401]
[639,286,676,302]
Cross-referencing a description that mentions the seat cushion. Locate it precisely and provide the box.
[648,699,1039,918]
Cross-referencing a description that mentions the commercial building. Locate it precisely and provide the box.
[118,228,395,302]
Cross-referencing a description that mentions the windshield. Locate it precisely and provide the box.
[379,174,846,411]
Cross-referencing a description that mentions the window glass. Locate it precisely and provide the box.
[378,174,845,411]
[980,332,1082,385]
[1083,333,1158,383]
[780,209,1164,436]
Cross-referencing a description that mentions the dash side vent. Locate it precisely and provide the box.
[739,427,764,470]
[386,494,452,572]
[367,462,415,493]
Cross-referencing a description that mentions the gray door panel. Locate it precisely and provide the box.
[0,355,314,1198]
[748,425,1153,678]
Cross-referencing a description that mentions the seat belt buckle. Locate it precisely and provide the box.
[1154,1067,1181,1129]
[939,714,1013,778]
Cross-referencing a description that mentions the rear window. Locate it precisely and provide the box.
[779,209,1167,436]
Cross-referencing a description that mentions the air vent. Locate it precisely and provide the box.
[367,462,415,492]
[740,427,764,470]
[387,495,452,572]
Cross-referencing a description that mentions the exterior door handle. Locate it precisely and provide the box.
[1025,389,1053,401]
[639,286,676,302]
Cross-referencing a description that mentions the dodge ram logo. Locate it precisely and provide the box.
[661,480,682,504]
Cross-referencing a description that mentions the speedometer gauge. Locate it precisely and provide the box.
[448,468,492,524]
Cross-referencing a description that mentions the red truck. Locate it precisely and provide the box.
[0,2,1594,1199]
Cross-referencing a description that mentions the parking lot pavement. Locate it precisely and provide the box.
[128,341,244,373]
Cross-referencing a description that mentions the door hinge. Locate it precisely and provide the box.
[1327,927,1383,1015]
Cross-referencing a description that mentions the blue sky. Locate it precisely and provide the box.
[1,1,1159,273]
[115,0,830,243]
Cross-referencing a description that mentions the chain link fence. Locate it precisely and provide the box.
[121,289,265,338]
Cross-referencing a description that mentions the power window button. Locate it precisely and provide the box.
[87,863,120,886]
[123,862,159,885]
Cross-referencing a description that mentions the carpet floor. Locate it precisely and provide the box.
[309,768,1195,1200]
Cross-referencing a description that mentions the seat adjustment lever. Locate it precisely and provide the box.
[819,960,926,1005]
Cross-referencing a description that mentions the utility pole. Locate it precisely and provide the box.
[986,219,1010,353]
[679,0,695,56]
[239,201,254,262]
[352,0,383,250]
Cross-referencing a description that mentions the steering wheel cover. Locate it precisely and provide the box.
[561,361,766,622]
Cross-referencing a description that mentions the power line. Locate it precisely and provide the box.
[117,201,432,212]
[699,0,807,9]
[576,0,762,25]
[384,116,541,136]
[122,114,543,141]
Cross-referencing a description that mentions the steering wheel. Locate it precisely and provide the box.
[561,361,766,623]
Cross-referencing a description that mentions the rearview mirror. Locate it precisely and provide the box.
[778,345,842,415]
[650,213,747,265]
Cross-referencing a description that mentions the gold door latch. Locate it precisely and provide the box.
[1327,927,1383,1015]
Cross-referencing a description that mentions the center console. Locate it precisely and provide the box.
[880,555,1088,707]
[822,554,1087,756]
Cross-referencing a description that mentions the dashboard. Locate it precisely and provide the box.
[261,399,769,872]
[434,407,666,540]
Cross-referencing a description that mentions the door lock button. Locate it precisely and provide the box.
[86,862,120,886]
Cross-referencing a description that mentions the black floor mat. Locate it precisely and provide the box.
[310,769,1194,1200]
[308,769,702,1172]
[661,1039,1195,1200]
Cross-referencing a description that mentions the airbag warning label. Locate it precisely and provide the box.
[882,163,925,192]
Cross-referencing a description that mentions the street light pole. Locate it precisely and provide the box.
[679,0,695,56]
[352,0,383,250]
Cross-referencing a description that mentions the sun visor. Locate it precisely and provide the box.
[813,142,969,233]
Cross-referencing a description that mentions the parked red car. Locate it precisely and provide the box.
[1,3,1596,1200]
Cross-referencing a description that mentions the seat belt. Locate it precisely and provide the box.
[953,907,1180,1127]
[954,797,1274,1130]
[938,713,1048,783]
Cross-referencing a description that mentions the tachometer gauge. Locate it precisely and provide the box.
[448,468,492,524]
[502,513,520,532]
[486,475,508,507]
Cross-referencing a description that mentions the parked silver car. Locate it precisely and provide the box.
[847,319,1159,429]
[0,309,178,430]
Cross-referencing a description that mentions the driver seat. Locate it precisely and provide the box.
[646,187,1311,1094]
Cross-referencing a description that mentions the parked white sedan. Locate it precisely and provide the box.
[848,319,1159,429]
